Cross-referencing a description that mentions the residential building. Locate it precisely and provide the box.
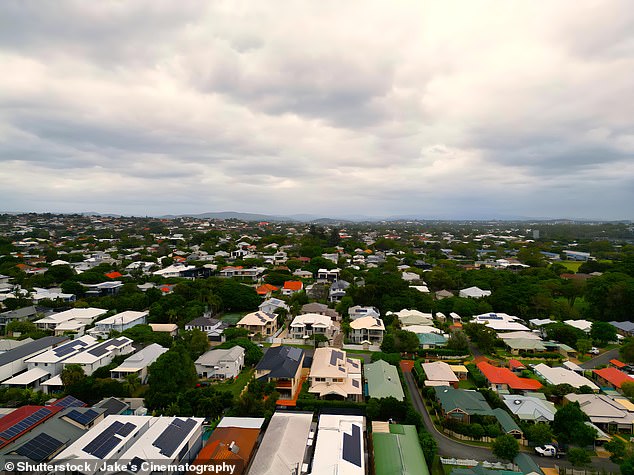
[0,404,64,450]
[256,283,279,297]
[258,298,289,315]
[29,287,76,304]
[317,268,340,282]
[365,360,404,400]
[61,337,134,376]
[236,311,278,338]
[300,302,340,321]
[610,321,634,337]
[89,310,148,338]
[563,250,591,261]
[219,266,265,280]
[248,411,313,475]
[564,319,593,333]
[501,394,556,423]
[459,286,491,299]
[82,280,123,297]
[281,281,303,296]
[0,336,68,384]
[565,393,634,433]
[593,367,634,392]
[476,362,542,392]
[348,306,380,320]
[308,348,362,401]
[435,290,454,300]
[389,309,434,327]
[289,313,337,341]
[0,306,38,333]
[191,417,265,475]
[184,316,229,342]
[422,361,459,388]
[110,343,169,383]
[310,414,365,475]
[372,423,428,475]
[473,313,530,332]
[148,323,178,337]
[328,279,350,302]
[255,346,304,401]
[532,364,599,391]
[348,316,385,345]
[34,307,107,332]
[0,338,32,353]
[195,347,245,380]
[434,387,493,423]
[152,264,197,278]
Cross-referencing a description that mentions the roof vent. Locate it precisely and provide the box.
[229,441,240,454]
[514,400,521,405]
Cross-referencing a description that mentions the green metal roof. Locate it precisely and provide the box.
[434,387,493,416]
[365,360,405,401]
[514,453,544,475]
[452,466,522,475]
[416,333,448,346]
[373,424,429,475]
[492,408,522,434]
[503,339,546,351]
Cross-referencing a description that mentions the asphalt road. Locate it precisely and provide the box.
[402,371,619,472]
[581,348,621,369]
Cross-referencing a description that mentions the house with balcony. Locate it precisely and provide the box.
[236,311,278,338]
[317,268,340,282]
[61,337,134,376]
[194,346,245,380]
[254,346,304,401]
[184,316,229,342]
[308,348,362,401]
[89,311,148,339]
[348,316,385,345]
[289,313,337,341]
[348,306,380,320]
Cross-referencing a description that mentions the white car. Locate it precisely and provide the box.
[535,445,558,457]
[589,347,600,355]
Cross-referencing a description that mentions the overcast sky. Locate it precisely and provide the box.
[1,1,633,220]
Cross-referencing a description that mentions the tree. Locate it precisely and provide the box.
[576,338,592,355]
[223,327,249,341]
[380,333,397,353]
[621,338,634,363]
[544,323,584,348]
[568,447,591,467]
[394,330,420,353]
[605,437,627,463]
[180,329,209,360]
[553,402,596,446]
[524,423,553,446]
[418,429,437,467]
[590,321,617,346]
[146,347,197,410]
[622,382,634,399]
[492,435,519,461]
[217,338,263,366]
[446,331,469,351]
[61,364,86,388]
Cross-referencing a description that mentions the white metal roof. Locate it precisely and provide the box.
[310,414,365,475]
[97,310,148,326]
[290,313,333,329]
[1,367,49,385]
[217,416,265,429]
[111,344,168,372]
[533,364,599,390]
[25,335,98,364]
[422,361,459,383]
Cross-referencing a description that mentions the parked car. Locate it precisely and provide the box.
[535,445,560,457]
[589,347,600,355]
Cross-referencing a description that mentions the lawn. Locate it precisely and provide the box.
[219,312,248,325]
[458,379,476,389]
[210,368,254,396]
[560,261,583,272]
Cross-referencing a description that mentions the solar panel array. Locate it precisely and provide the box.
[82,421,136,459]
[330,350,343,366]
[128,456,145,473]
[53,339,89,358]
[16,433,64,462]
[342,424,362,467]
[52,395,85,408]
[88,337,130,357]
[152,418,197,457]
[66,409,99,426]
[0,408,52,440]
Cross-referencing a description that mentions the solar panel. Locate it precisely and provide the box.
[128,457,145,473]
[88,344,109,357]
[52,395,85,408]
[16,433,64,462]
[338,366,345,372]
[66,409,99,425]
[54,345,76,357]
[330,350,343,366]
[0,408,52,440]
[83,422,123,458]
[118,422,136,437]
[342,424,362,467]
[91,436,120,459]
[152,418,197,457]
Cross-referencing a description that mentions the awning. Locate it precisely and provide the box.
[41,374,63,386]
[2,367,50,385]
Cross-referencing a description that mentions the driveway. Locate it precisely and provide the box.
[581,348,621,369]
[402,371,619,471]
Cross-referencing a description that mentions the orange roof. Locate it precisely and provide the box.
[610,359,627,369]
[256,284,279,295]
[508,359,526,370]
[283,281,303,291]
[477,361,542,390]
[594,367,634,388]
[105,271,122,279]
[173,256,186,262]
[191,426,261,474]
[15,264,29,270]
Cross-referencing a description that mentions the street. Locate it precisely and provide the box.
[581,348,621,369]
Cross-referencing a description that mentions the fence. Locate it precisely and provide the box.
[342,343,381,352]
[558,467,618,475]
[440,458,515,470]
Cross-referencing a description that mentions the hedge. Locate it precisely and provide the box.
[418,348,469,357]
[466,363,487,388]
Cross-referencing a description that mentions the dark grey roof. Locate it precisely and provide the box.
[185,316,228,329]
[0,336,68,367]
[610,321,634,332]
[330,280,350,291]
[0,306,38,319]
[256,346,304,379]
[93,397,129,416]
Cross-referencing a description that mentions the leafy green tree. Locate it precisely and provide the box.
[418,429,437,466]
[146,347,197,410]
[446,331,469,351]
[217,338,263,366]
[605,437,627,463]
[568,447,591,467]
[5,320,37,336]
[223,327,250,341]
[394,330,420,352]
[492,435,519,461]
[524,423,553,446]
[622,382,634,399]
[576,338,592,355]
[544,323,584,348]
[621,338,634,363]
[380,333,396,353]
[61,364,86,388]
[590,321,617,346]
[553,402,596,446]
[621,454,634,475]
[180,329,209,360]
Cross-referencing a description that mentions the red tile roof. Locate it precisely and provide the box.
[105,271,122,279]
[0,405,62,448]
[594,367,634,388]
[283,281,303,291]
[610,359,627,369]
[256,284,279,295]
[508,359,526,370]
[477,361,542,390]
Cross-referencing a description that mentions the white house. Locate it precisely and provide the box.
[310,414,365,475]
[289,313,337,341]
[348,306,380,320]
[62,337,134,376]
[236,311,278,337]
[309,348,362,401]
[459,286,492,299]
[564,319,593,333]
[24,335,98,379]
[473,312,530,332]
[89,311,148,338]
[348,316,385,345]
[194,346,245,380]
[110,343,168,383]
[389,309,433,327]
[0,336,68,384]
[34,308,108,332]
[152,264,196,278]
[532,364,599,391]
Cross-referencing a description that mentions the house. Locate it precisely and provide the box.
[258,298,289,315]
[300,302,340,321]
[501,394,556,423]
[563,250,591,261]
[248,411,313,475]
[292,269,313,279]
[508,359,526,372]
[255,346,304,401]
[416,332,448,348]
[256,283,279,297]
[34,307,107,332]
[449,365,469,380]
[531,364,599,391]
[289,313,337,341]
[459,286,491,299]
[611,359,628,370]
[0,338,32,354]
[365,360,405,400]
[372,423,428,475]
[184,316,229,341]
[348,316,385,345]
[593,367,634,392]
[0,336,68,384]
[492,407,524,438]
[564,319,593,333]
[61,337,134,376]
[317,268,340,282]
[236,311,278,338]
[51,415,204,474]
[219,267,265,280]
[191,417,265,475]
[473,313,530,332]
[0,306,38,333]
[152,264,197,278]
[148,323,178,338]
[194,346,245,380]
[281,281,303,296]
[310,414,365,475]
[434,387,493,423]
[309,347,362,401]
[0,405,63,450]
[435,290,454,300]
[348,305,380,320]
[82,280,123,297]
[502,338,547,355]
[565,393,634,433]
[389,309,434,326]
[476,362,542,392]
[328,279,350,302]
[110,343,169,383]
[89,310,148,338]
[422,361,459,388]
[610,321,634,337]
